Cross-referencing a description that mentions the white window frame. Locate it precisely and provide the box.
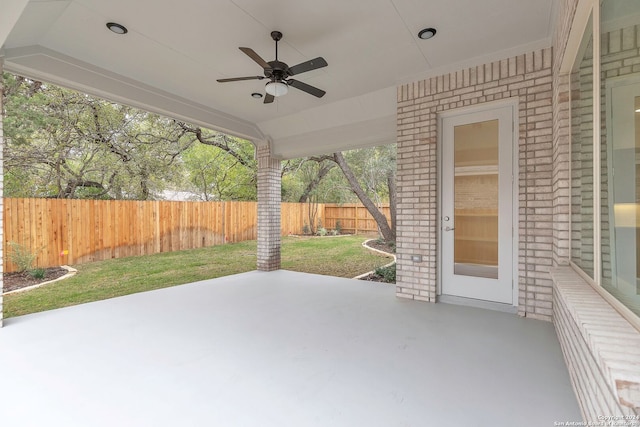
[563,0,640,332]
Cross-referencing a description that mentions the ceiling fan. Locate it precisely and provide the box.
[217,31,328,104]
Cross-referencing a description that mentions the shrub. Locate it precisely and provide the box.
[302,223,311,235]
[331,229,339,236]
[317,227,328,236]
[8,241,40,273]
[335,220,342,235]
[374,264,396,283]
[28,268,47,280]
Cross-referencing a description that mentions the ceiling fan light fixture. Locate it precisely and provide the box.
[106,22,128,35]
[265,81,288,97]
[418,27,437,40]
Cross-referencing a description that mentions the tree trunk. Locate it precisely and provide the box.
[387,169,397,231]
[62,180,106,198]
[298,162,335,203]
[307,196,319,234]
[333,152,395,242]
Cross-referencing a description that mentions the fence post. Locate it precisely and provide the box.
[222,201,227,243]
[355,205,358,234]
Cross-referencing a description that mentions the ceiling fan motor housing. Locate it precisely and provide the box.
[265,61,289,82]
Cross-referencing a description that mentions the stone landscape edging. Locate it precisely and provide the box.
[3,265,78,296]
[352,239,396,280]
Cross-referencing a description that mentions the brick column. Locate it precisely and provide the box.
[256,141,281,271]
[0,58,5,327]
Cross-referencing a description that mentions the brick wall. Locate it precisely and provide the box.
[551,268,640,420]
[454,175,498,210]
[396,48,555,320]
[256,142,281,271]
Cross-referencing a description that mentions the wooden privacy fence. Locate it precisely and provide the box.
[3,199,390,272]
[323,203,391,234]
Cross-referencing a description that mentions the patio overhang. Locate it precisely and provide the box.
[0,0,557,159]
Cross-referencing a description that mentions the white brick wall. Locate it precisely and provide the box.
[256,142,281,271]
[396,48,555,320]
[551,268,640,420]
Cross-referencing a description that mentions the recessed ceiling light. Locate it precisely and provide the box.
[251,92,263,99]
[106,22,128,35]
[418,28,437,40]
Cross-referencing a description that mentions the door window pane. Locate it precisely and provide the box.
[453,119,499,279]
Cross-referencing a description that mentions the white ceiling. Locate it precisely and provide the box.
[1,0,557,158]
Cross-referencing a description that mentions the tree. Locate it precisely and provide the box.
[283,145,397,242]
[181,141,256,201]
[2,73,194,199]
[2,73,260,201]
[333,151,396,242]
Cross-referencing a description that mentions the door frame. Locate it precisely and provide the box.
[437,98,520,311]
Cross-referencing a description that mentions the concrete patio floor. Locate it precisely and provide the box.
[0,270,580,426]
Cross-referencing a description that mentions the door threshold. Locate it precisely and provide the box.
[438,294,517,314]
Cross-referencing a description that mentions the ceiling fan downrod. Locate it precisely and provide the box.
[271,31,282,61]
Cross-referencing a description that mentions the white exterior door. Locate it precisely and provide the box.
[441,105,514,304]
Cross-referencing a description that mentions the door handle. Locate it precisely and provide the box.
[444,226,455,231]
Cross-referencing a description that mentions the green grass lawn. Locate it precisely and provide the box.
[4,235,391,318]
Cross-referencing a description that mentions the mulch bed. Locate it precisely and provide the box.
[3,267,69,293]
[360,240,396,283]
[365,240,396,254]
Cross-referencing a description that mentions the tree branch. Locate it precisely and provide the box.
[176,122,253,168]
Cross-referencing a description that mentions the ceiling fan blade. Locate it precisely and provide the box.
[217,76,265,83]
[288,57,328,76]
[239,47,271,69]
[264,93,275,104]
[287,79,326,98]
